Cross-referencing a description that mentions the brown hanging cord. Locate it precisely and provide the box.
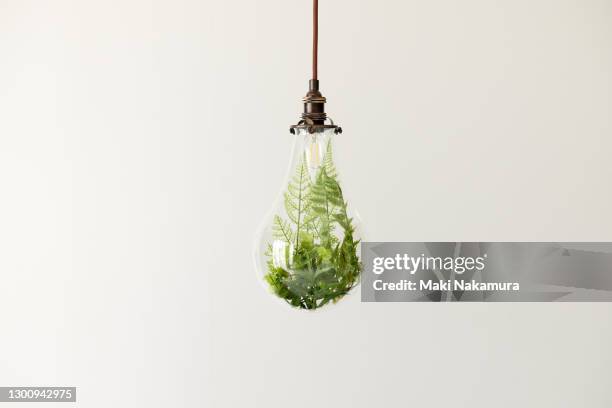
[313,0,318,80]
[290,0,341,134]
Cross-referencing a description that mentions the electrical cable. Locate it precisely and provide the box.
[313,0,318,80]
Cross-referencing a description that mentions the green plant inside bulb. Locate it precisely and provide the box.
[258,129,362,310]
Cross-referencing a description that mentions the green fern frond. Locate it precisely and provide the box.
[332,198,355,235]
[283,156,311,247]
[272,215,294,245]
[306,167,345,247]
[323,140,338,179]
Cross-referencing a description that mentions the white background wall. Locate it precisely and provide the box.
[1,0,611,406]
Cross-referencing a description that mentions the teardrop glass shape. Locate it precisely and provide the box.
[253,128,362,310]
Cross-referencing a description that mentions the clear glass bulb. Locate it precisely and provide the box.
[253,127,362,310]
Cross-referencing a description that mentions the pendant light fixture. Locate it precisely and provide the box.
[253,0,362,310]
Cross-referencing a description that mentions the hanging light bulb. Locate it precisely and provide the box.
[253,0,362,310]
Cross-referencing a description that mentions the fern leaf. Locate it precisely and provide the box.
[306,167,344,247]
[272,215,294,244]
[282,156,311,247]
[323,140,338,179]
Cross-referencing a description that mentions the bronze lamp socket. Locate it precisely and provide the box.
[290,80,342,134]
